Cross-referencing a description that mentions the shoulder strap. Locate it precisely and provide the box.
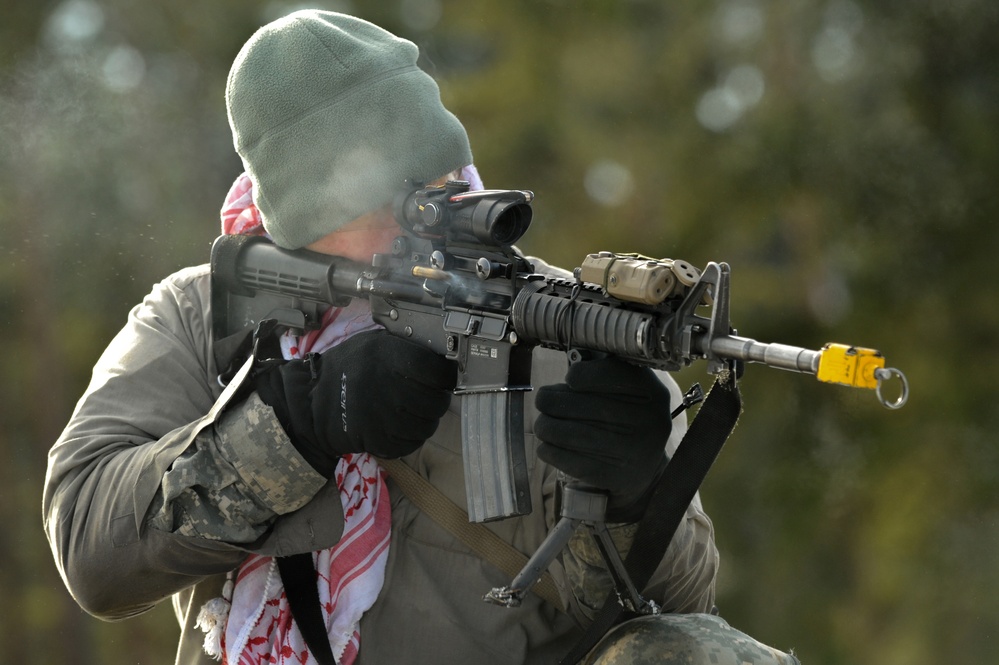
[277,553,338,665]
[559,374,742,664]
[280,457,563,663]
[378,457,563,609]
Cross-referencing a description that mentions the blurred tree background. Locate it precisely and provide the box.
[1,0,996,662]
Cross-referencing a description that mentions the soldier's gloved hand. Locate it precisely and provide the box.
[534,357,672,521]
[255,330,457,477]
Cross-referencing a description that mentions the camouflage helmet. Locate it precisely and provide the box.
[583,614,800,665]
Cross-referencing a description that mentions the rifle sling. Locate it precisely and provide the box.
[276,553,338,665]
[378,457,563,609]
[278,457,563,664]
[559,374,742,664]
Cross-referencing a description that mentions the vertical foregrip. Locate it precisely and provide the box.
[460,392,532,523]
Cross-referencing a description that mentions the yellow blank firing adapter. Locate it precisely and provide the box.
[817,343,909,409]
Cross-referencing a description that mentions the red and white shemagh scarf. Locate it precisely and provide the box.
[199,167,481,664]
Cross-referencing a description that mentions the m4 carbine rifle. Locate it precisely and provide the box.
[211,180,909,610]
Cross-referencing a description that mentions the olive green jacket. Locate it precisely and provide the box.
[43,263,718,664]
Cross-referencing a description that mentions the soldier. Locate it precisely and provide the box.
[44,10,799,664]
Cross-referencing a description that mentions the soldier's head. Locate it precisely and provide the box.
[225,10,472,250]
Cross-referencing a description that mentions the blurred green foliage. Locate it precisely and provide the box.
[2,0,996,663]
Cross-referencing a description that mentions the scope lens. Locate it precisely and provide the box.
[487,202,532,245]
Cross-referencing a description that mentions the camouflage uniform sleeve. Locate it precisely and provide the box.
[561,500,718,620]
[561,521,639,620]
[145,392,328,542]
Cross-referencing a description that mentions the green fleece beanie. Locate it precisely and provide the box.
[226,10,473,249]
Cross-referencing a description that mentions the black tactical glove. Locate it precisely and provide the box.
[255,330,457,477]
[534,357,672,521]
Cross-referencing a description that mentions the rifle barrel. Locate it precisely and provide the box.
[709,335,821,375]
